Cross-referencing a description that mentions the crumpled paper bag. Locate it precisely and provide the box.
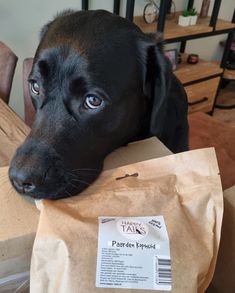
[206,185,235,293]
[30,148,223,293]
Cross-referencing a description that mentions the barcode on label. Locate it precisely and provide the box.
[154,255,172,290]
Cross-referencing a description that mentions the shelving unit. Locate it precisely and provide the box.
[175,54,223,85]
[82,0,235,113]
[174,54,222,113]
[133,13,235,42]
[223,69,235,80]
[131,0,235,114]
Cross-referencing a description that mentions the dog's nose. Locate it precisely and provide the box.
[12,178,35,193]
[9,168,41,194]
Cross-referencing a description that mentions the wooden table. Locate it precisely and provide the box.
[0,99,34,291]
[0,99,30,167]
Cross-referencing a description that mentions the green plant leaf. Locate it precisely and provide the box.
[182,10,190,17]
[189,8,197,16]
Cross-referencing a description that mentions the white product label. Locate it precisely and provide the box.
[96,216,172,291]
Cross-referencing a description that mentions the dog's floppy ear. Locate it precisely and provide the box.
[140,37,172,138]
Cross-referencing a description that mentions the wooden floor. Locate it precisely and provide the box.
[213,81,235,127]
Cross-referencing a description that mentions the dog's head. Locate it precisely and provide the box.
[9,10,171,199]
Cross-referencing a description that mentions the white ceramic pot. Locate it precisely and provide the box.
[178,15,190,27]
[190,15,198,25]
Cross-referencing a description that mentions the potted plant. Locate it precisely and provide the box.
[178,10,191,26]
[189,8,198,25]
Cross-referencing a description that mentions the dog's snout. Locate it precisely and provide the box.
[9,167,43,194]
[12,179,35,194]
[9,138,74,198]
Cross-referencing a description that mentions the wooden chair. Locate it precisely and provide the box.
[23,58,35,127]
[0,41,18,104]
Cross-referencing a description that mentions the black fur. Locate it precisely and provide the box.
[9,10,188,199]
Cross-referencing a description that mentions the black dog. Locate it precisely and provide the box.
[9,10,188,200]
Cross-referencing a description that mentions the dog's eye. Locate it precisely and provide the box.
[30,81,40,95]
[84,95,102,109]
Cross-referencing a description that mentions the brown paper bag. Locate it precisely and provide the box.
[30,148,223,293]
[206,185,235,293]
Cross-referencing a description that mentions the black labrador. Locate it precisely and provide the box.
[9,10,188,200]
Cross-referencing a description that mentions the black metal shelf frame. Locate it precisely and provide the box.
[126,0,222,33]
[82,0,121,15]
[126,0,234,55]
[167,27,235,44]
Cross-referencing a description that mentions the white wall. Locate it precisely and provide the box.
[0,0,234,118]
[186,0,235,61]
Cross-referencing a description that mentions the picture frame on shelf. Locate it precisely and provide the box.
[164,49,178,71]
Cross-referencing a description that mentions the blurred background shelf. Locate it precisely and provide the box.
[130,0,235,114]
[134,14,235,41]
[175,53,223,84]
[173,54,222,113]
[223,68,235,80]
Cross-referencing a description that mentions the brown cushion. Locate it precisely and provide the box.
[188,112,235,190]
[0,42,18,103]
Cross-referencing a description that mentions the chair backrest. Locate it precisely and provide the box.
[0,41,18,103]
[23,58,35,127]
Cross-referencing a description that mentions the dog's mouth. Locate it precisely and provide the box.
[46,167,102,200]
[9,165,102,200]
[8,140,103,200]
